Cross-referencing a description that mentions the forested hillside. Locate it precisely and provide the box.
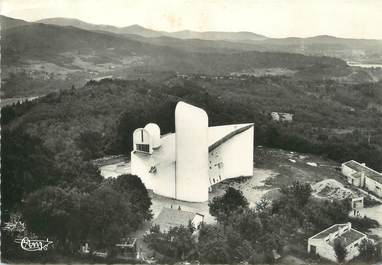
[3,15,366,99]
[2,20,347,74]
[3,76,382,175]
[36,17,382,64]
[3,15,381,101]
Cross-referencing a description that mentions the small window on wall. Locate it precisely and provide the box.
[136,144,150,153]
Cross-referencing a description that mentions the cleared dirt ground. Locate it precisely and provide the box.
[100,146,358,223]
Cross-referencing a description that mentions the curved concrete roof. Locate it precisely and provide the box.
[149,123,253,167]
[175,101,208,124]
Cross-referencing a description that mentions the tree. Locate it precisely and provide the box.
[1,129,59,211]
[22,186,84,252]
[271,181,313,227]
[81,185,136,251]
[144,224,195,260]
[304,199,350,232]
[255,198,271,212]
[56,158,103,192]
[334,239,347,263]
[112,174,153,222]
[232,209,263,244]
[349,216,379,233]
[280,181,312,207]
[209,187,249,224]
[76,130,104,160]
[197,224,231,264]
[358,238,381,262]
[1,105,16,125]
[168,225,195,260]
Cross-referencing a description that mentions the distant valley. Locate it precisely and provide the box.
[2,15,382,99]
[37,17,382,64]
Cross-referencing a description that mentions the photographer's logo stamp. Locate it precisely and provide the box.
[14,237,53,251]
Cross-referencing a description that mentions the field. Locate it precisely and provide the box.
[255,146,344,187]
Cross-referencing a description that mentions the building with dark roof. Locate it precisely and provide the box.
[131,101,254,202]
[152,207,204,233]
[308,222,367,263]
[342,160,382,198]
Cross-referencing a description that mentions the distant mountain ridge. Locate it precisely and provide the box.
[1,15,352,79]
[36,17,382,42]
[36,17,267,41]
[36,17,121,33]
[1,15,31,30]
[35,17,382,64]
[2,15,381,98]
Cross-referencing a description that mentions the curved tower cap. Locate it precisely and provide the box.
[175,101,209,202]
[133,128,153,154]
[175,101,208,124]
[144,123,161,149]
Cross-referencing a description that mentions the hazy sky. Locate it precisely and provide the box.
[1,0,382,39]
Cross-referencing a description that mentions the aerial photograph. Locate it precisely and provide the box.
[1,0,382,264]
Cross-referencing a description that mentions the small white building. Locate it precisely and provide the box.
[342,160,382,198]
[307,222,367,263]
[271,112,294,122]
[131,101,254,202]
[152,207,204,233]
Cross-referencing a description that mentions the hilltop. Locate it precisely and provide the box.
[37,17,267,41]
[36,17,382,63]
[3,15,367,98]
[3,15,343,70]
[0,15,30,30]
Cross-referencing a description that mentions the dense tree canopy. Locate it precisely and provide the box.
[75,130,105,160]
[22,187,84,252]
[2,77,382,171]
[279,181,312,207]
[1,129,59,211]
[2,75,382,262]
[81,185,135,249]
[334,239,348,263]
[358,239,381,262]
[20,175,152,256]
[112,174,153,222]
[144,224,195,262]
[209,187,249,224]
